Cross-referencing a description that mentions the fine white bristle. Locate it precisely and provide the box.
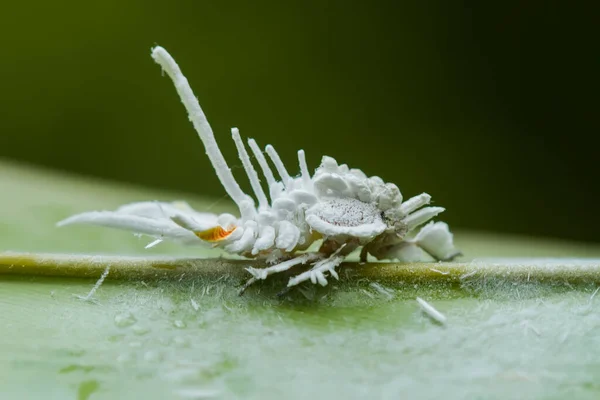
[416,297,447,325]
[589,286,600,304]
[265,145,292,188]
[150,46,247,208]
[145,238,163,249]
[231,128,269,210]
[77,265,111,302]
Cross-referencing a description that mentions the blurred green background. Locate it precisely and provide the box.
[0,1,597,242]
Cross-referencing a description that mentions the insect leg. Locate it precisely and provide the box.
[287,255,345,288]
[359,246,369,263]
[238,277,258,296]
[245,253,321,281]
[240,253,321,295]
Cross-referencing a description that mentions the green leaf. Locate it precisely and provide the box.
[1,160,600,400]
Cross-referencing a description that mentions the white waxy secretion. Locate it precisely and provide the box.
[416,297,447,325]
[58,46,461,294]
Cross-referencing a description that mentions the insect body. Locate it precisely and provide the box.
[59,46,461,292]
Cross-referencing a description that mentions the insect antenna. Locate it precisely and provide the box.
[231,128,269,211]
[265,144,292,189]
[150,46,248,214]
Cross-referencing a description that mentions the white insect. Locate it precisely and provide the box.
[58,46,461,294]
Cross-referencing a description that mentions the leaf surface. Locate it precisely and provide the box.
[1,161,600,400]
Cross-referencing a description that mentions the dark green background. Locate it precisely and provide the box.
[0,1,597,242]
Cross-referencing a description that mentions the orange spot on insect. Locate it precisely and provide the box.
[195,226,236,242]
